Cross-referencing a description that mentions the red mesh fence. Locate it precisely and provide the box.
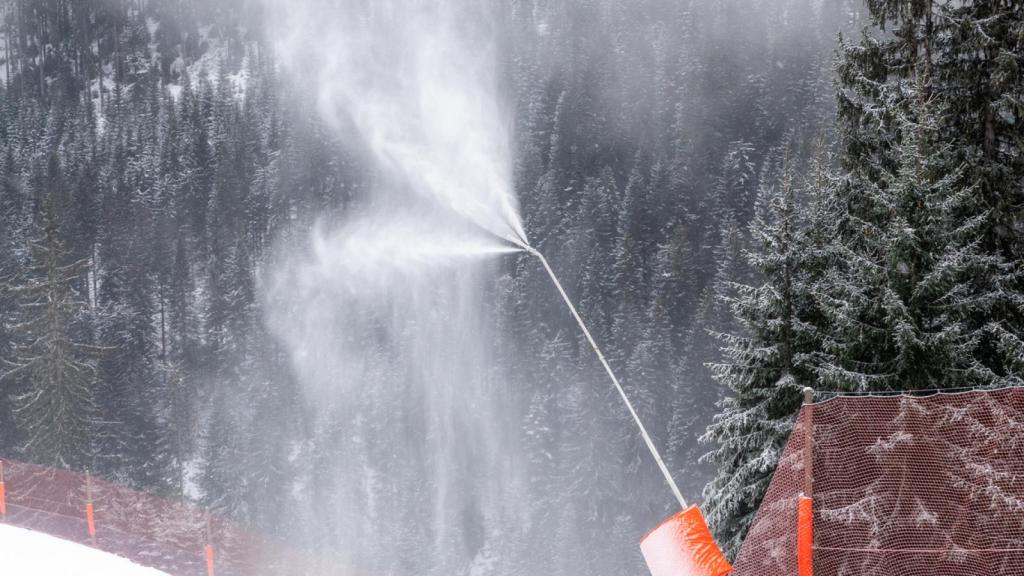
[732,388,1024,576]
[0,460,290,575]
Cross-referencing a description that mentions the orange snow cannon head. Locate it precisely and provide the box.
[641,505,732,576]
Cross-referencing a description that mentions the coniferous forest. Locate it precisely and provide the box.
[1,1,1023,574]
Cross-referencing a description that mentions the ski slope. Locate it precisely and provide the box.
[0,523,169,575]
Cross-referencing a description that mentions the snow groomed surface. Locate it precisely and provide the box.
[0,523,170,575]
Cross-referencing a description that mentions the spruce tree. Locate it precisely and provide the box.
[836,1,1024,387]
[2,154,98,470]
[700,153,818,557]
[818,91,1004,391]
[0,146,25,451]
[93,124,170,489]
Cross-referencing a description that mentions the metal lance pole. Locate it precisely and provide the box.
[527,246,687,509]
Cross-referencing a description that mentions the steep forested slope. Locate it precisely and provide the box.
[0,1,863,573]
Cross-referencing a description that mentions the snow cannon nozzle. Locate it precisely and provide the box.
[491,230,530,252]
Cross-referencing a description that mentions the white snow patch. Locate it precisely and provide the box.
[868,430,913,455]
[0,523,170,575]
[166,83,183,101]
[228,65,250,99]
[177,43,250,103]
[913,498,938,527]
[181,457,203,501]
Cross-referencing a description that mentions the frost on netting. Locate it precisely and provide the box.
[732,388,1024,576]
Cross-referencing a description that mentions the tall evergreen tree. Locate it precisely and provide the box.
[2,154,98,470]
[818,91,1009,391]
[836,1,1024,387]
[700,153,820,556]
[0,145,26,449]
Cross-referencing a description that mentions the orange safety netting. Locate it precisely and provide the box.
[732,388,1024,576]
[0,460,285,575]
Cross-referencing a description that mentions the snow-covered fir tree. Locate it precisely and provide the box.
[0,0,873,572]
[699,1,1024,556]
[818,91,1007,391]
[700,151,820,556]
[835,1,1024,388]
[3,154,99,470]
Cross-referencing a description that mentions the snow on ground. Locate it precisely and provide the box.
[0,523,169,575]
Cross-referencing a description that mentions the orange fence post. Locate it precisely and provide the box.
[798,496,814,576]
[85,470,96,542]
[0,460,6,518]
[86,501,96,538]
[798,388,814,576]
[206,512,216,576]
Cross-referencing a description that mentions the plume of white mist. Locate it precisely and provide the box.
[261,207,522,571]
[308,215,522,286]
[264,209,519,400]
[267,0,528,248]
[261,1,530,570]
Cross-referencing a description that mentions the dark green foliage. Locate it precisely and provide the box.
[820,95,1005,391]
[0,0,907,572]
[3,153,98,470]
[836,0,1024,387]
[700,150,823,556]
[703,0,1024,556]
[0,0,307,516]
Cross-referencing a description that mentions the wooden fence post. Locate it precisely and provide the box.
[803,387,814,497]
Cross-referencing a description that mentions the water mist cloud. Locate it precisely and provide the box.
[260,4,527,569]
[267,0,527,247]
[264,212,515,402]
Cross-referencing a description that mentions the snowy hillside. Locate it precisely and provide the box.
[0,524,169,576]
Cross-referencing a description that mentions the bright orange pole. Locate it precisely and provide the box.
[0,460,6,518]
[205,543,216,576]
[85,471,96,541]
[205,513,216,576]
[798,496,814,576]
[86,502,96,538]
[798,388,815,576]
